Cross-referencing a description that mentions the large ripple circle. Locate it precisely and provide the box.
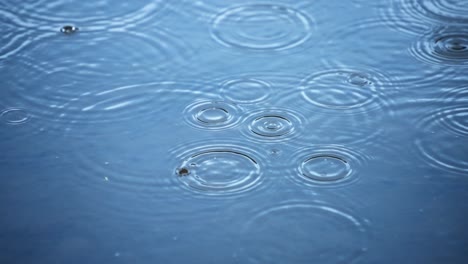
[240,202,368,264]
[211,4,312,50]
[410,27,468,66]
[174,145,264,196]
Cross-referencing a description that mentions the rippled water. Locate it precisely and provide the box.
[1,0,467,263]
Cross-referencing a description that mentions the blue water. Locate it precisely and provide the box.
[1,0,467,263]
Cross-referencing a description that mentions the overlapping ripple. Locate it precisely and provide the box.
[2,81,218,137]
[389,0,468,25]
[300,68,394,113]
[0,0,171,28]
[239,201,369,264]
[210,4,313,51]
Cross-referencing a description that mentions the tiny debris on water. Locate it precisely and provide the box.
[60,25,79,34]
[177,167,190,177]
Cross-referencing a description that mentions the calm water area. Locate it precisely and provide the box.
[0,0,467,263]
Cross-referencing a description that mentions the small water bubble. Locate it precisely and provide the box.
[269,149,281,156]
[60,25,79,34]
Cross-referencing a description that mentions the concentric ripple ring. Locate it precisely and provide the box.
[211,4,313,51]
[174,145,263,195]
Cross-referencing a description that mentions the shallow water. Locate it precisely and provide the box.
[0,0,467,263]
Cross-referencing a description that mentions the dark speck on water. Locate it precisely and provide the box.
[177,167,190,176]
[60,25,79,34]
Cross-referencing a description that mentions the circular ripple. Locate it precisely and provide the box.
[240,202,368,264]
[410,27,468,66]
[415,87,468,176]
[211,4,313,51]
[184,101,241,130]
[0,108,30,125]
[288,146,368,187]
[300,68,394,113]
[416,134,468,176]
[391,0,468,25]
[173,144,264,195]
[242,109,304,142]
[220,78,272,104]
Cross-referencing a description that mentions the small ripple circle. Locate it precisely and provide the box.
[288,146,368,187]
[410,27,468,66]
[242,109,304,141]
[300,69,384,111]
[220,78,272,104]
[174,145,263,195]
[0,108,30,125]
[184,101,241,130]
[211,4,313,51]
